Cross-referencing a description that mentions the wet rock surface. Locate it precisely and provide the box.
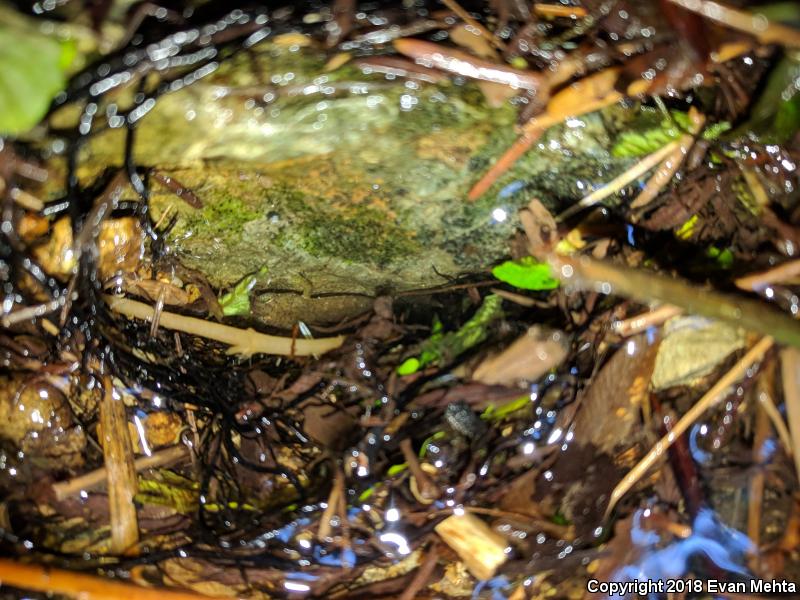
[57,42,634,327]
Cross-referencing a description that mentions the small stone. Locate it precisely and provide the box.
[650,316,746,391]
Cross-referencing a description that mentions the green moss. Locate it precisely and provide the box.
[295,209,418,265]
[185,195,259,238]
[397,294,504,373]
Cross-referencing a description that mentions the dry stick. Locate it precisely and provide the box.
[440,0,506,50]
[756,386,793,455]
[667,0,800,47]
[749,371,773,546]
[780,348,800,483]
[735,259,800,291]
[605,336,774,517]
[557,141,680,221]
[10,188,45,211]
[551,254,800,348]
[0,558,227,600]
[52,444,189,502]
[317,469,344,541]
[104,295,345,357]
[533,4,588,19]
[490,287,538,306]
[399,438,440,503]
[99,376,139,553]
[398,543,439,600]
[613,304,683,337]
[1,297,65,328]
[468,127,544,200]
[468,94,621,201]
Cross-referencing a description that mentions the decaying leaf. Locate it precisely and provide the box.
[472,326,569,386]
[572,336,659,455]
[34,217,143,280]
[449,23,497,59]
[121,278,196,307]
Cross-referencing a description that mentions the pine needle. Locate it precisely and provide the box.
[558,141,680,221]
[605,336,774,517]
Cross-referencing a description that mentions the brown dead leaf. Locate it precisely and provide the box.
[571,336,659,455]
[18,214,49,240]
[121,277,194,307]
[33,217,143,280]
[473,326,569,386]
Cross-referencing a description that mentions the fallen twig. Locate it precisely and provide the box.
[468,67,626,200]
[551,254,800,348]
[533,4,588,19]
[99,376,139,553]
[394,38,541,90]
[52,444,189,501]
[780,348,800,483]
[400,438,440,504]
[0,558,226,600]
[605,336,774,517]
[104,295,345,357]
[441,0,506,50]
[398,543,439,600]
[631,109,705,210]
[1,297,65,328]
[613,305,683,337]
[735,259,800,292]
[668,0,800,47]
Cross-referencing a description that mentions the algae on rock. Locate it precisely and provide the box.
[50,41,637,328]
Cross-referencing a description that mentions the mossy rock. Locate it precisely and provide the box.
[53,42,636,328]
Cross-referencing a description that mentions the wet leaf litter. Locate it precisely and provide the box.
[0,0,799,598]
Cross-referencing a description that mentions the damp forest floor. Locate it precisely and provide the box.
[1,1,800,600]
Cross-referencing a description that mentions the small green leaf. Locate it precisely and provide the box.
[387,463,408,476]
[419,431,446,458]
[218,267,267,316]
[397,357,421,376]
[0,26,71,135]
[480,395,530,421]
[702,121,732,141]
[707,246,734,269]
[492,257,559,290]
[358,486,376,502]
